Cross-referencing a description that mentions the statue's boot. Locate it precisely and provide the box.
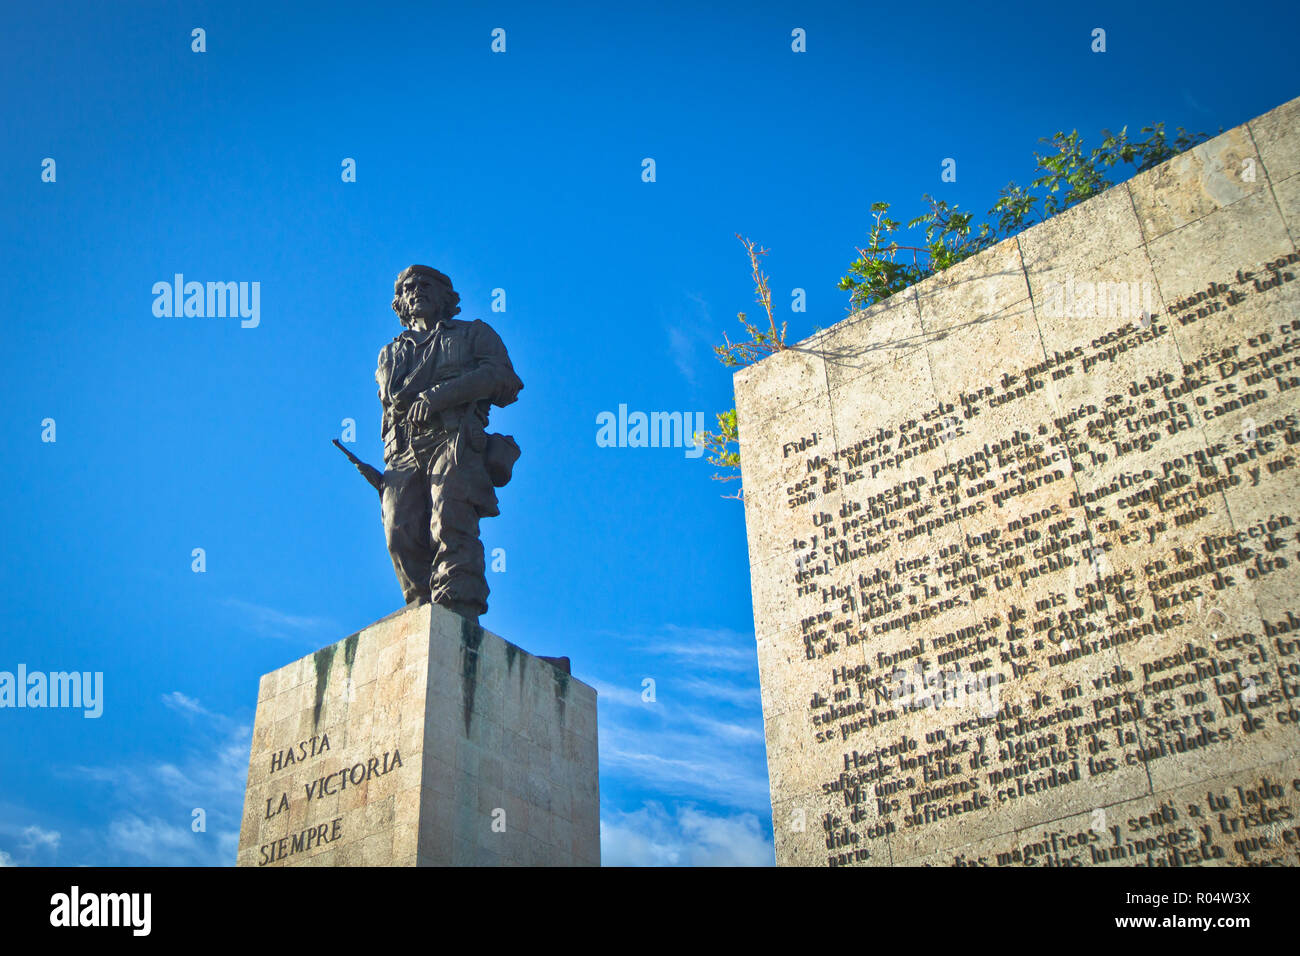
[444,599,484,625]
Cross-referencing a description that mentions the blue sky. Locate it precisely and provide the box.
[0,1,1295,866]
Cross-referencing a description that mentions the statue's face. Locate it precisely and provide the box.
[398,273,441,329]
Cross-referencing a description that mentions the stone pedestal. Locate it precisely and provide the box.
[235,603,600,866]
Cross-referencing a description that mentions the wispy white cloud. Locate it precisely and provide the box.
[601,802,773,866]
[642,642,756,670]
[0,817,62,865]
[65,766,119,784]
[221,598,335,642]
[678,677,762,707]
[686,713,763,742]
[20,825,60,855]
[593,686,764,748]
[591,623,769,816]
[64,695,249,866]
[600,722,771,810]
[592,683,762,742]
[668,325,697,384]
[587,679,648,708]
[1182,89,1209,113]
[638,625,758,672]
[106,815,238,868]
[665,292,714,385]
[162,691,216,720]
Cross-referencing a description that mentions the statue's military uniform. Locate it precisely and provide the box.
[376,317,522,617]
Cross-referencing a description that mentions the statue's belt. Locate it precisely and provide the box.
[387,408,485,451]
[385,417,518,487]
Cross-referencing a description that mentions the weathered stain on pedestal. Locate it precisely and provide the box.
[737,95,1300,867]
[236,603,600,866]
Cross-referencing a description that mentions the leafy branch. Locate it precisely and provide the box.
[695,235,788,498]
[839,123,1212,311]
[698,121,1213,495]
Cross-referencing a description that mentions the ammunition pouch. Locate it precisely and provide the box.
[383,424,402,460]
[484,433,520,487]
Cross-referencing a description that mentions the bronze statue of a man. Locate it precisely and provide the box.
[375,265,522,622]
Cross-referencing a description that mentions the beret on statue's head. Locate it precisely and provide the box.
[392,264,462,327]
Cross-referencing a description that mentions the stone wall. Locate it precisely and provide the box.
[736,95,1300,866]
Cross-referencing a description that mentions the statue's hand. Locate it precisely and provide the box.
[407,397,435,427]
